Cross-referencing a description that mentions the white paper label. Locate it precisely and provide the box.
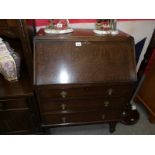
[75,42,82,46]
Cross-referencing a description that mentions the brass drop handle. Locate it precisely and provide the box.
[104,101,109,107]
[61,104,66,110]
[60,91,67,98]
[108,89,113,96]
[102,114,105,120]
[62,117,67,123]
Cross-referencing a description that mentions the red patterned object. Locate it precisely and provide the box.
[50,19,69,30]
[96,19,111,31]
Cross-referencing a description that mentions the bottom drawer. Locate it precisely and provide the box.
[41,111,121,126]
[0,110,36,133]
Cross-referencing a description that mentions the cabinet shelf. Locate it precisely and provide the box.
[0,70,33,99]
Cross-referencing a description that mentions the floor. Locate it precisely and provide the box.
[49,103,155,135]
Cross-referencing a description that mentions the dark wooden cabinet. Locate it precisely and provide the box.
[0,19,40,134]
[34,29,137,133]
[0,97,37,134]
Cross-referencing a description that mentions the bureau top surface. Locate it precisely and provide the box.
[35,29,132,41]
[34,29,137,86]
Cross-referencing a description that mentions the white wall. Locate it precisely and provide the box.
[117,20,155,71]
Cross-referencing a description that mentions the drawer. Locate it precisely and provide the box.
[39,98,126,114]
[41,111,120,126]
[37,85,132,100]
[0,110,36,133]
[0,98,29,111]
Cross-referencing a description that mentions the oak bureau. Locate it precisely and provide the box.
[34,29,137,133]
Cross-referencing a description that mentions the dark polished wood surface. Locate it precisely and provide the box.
[0,97,38,134]
[36,29,131,41]
[0,19,33,99]
[0,110,36,134]
[0,98,29,110]
[34,29,137,133]
[0,19,40,134]
[41,110,120,127]
[0,72,33,99]
[34,29,136,85]
[37,84,132,100]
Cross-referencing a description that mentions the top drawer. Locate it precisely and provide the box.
[37,85,133,100]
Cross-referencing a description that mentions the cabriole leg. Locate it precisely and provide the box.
[109,122,117,133]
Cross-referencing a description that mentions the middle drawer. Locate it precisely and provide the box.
[0,98,29,111]
[39,98,126,114]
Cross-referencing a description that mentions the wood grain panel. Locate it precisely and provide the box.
[0,110,36,133]
[35,40,136,85]
[37,85,132,100]
[39,98,127,114]
[41,111,120,127]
